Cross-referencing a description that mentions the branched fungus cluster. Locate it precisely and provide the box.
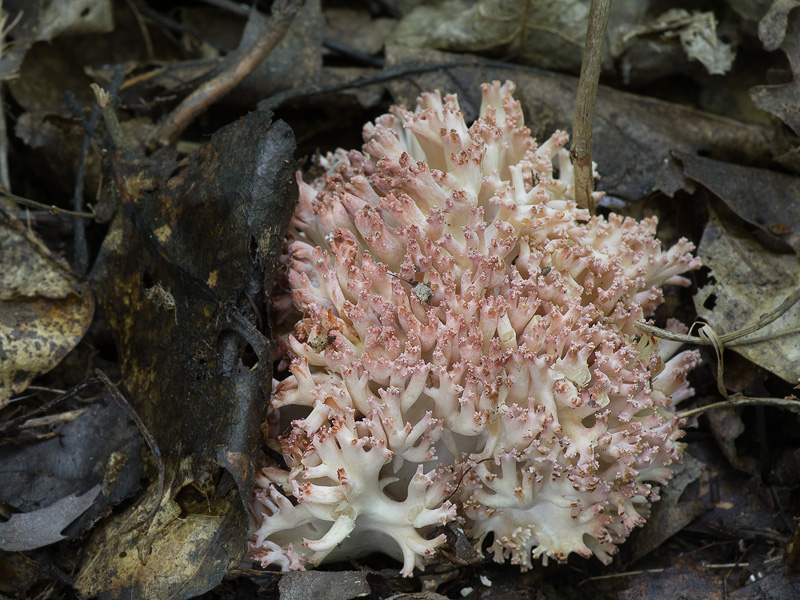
[249,81,701,575]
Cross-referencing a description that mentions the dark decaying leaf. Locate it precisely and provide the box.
[0,485,100,551]
[686,438,788,542]
[0,399,143,533]
[675,150,800,253]
[0,551,42,594]
[750,1,800,136]
[729,564,800,599]
[618,557,723,600]
[78,109,296,599]
[278,571,372,600]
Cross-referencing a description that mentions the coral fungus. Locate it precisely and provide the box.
[248,81,701,576]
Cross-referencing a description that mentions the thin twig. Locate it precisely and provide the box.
[19,408,88,429]
[0,87,8,192]
[64,91,108,152]
[635,287,800,346]
[95,369,166,533]
[152,0,302,147]
[323,38,385,68]
[0,191,96,218]
[70,99,101,276]
[677,395,800,420]
[580,556,782,585]
[571,0,611,214]
[1,378,99,431]
[580,568,665,584]
[636,290,800,418]
[444,458,492,503]
[199,0,250,18]
[123,0,156,61]
[69,67,124,274]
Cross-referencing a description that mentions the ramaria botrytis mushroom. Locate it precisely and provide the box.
[248,81,701,576]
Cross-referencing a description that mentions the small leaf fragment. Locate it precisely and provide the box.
[0,485,101,551]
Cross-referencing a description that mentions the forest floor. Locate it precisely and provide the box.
[1,1,800,599]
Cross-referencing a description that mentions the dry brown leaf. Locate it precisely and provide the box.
[0,202,94,406]
[74,459,243,600]
[694,210,800,384]
[324,8,396,56]
[389,1,735,82]
[677,11,736,74]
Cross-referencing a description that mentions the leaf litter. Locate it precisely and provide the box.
[1,0,800,599]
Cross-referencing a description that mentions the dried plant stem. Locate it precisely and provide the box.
[123,0,155,61]
[678,395,800,420]
[0,191,96,218]
[581,556,783,584]
[571,0,611,214]
[635,287,800,347]
[70,76,106,275]
[152,0,301,148]
[91,83,129,152]
[2,378,99,431]
[636,288,800,415]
